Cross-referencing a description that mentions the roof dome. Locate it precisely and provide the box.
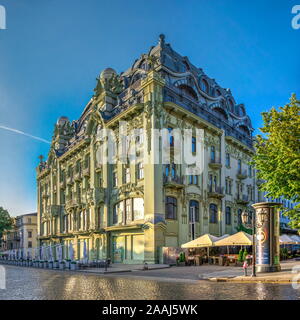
[57,116,69,126]
[100,68,117,81]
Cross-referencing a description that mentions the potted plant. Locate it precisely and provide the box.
[65,259,71,269]
[176,252,186,266]
[59,260,65,270]
[70,261,78,271]
[53,260,59,269]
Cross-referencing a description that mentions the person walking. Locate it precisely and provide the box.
[243,259,249,276]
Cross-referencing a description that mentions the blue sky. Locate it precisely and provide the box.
[0,0,299,216]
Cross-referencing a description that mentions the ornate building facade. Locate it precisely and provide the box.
[37,35,256,264]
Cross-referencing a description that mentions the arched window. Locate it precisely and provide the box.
[209,204,218,224]
[238,159,242,173]
[189,200,199,222]
[200,79,209,94]
[165,196,177,219]
[225,207,231,225]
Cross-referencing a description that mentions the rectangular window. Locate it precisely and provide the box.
[168,127,174,147]
[28,241,32,248]
[194,175,198,185]
[28,231,32,238]
[165,196,177,220]
[211,146,215,162]
[113,202,124,225]
[209,174,213,192]
[137,162,144,179]
[248,165,252,177]
[125,199,132,223]
[225,153,230,167]
[225,207,231,225]
[126,167,130,183]
[192,136,196,153]
[113,171,117,187]
[133,198,144,220]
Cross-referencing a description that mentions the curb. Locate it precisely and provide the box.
[208,277,294,284]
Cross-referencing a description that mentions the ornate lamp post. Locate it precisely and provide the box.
[241,209,259,277]
[252,202,281,273]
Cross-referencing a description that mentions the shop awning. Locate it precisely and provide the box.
[181,234,221,248]
[214,231,253,246]
[280,234,297,244]
[290,235,300,244]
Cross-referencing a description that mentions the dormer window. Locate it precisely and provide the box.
[200,79,209,94]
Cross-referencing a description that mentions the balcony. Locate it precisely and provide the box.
[163,174,184,188]
[65,198,80,210]
[207,186,225,199]
[208,158,222,170]
[237,169,247,180]
[83,167,90,177]
[236,194,249,205]
[66,176,74,185]
[60,180,66,189]
[256,179,264,186]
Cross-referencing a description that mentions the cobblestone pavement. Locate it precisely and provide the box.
[0,265,300,300]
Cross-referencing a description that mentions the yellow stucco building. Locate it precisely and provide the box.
[37,35,256,264]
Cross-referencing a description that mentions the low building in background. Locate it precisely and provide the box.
[0,213,38,252]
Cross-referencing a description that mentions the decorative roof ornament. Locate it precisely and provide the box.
[93,68,124,100]
[158,34,165,47]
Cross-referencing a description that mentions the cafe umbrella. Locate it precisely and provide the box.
[181,233,226,257]
[214,231,253,247]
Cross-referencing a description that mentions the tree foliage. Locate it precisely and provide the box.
[253,94,300,229]
[0,206,13,239]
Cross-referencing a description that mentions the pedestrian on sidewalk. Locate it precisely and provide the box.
[243,259,249,276]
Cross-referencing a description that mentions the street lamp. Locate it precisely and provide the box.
[242,208,268,277]
[241,209,256,277]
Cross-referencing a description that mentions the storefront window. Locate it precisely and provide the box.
[133,198,144,220]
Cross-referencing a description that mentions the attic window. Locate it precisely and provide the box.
[178,84,197,100]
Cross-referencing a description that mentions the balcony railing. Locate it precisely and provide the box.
[208,158,222,169]
[236,194,249,204]
[208,185,224,198]
[237,169,247,180]
[83,167,90,177]
[163,174,184,187]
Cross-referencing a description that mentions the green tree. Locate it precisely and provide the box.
[238,248,244,262]
[0,207,12,240]
[253,94,300,229]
